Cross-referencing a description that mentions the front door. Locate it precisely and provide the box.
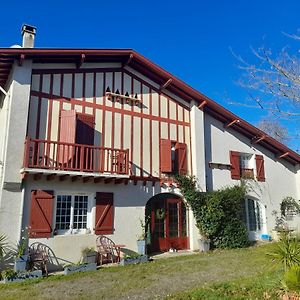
[149,197,188,252]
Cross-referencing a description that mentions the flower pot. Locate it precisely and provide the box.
[198,239,210,252]
[82,252,97,264]
[137,240,146,255]
[14,255,28,272]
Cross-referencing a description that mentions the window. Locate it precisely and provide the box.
[247,199,262,231]
[160,139,187,174]
[239,153,254,179]
[55,194,90,234]
[230,151,265,181]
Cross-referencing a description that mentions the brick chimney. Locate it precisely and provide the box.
[21,24,36,48]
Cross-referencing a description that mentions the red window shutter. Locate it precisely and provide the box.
[95,192,114,235]
[160,139,172,173]
[256,154,265,182]
[59,110,76,164]
[59,110,76,144]
[76,113,95,145]
[29,190,54,238]
[175,143,187,175]
[230,151,241,180]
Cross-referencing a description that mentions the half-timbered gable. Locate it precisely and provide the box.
[25,64,192,181]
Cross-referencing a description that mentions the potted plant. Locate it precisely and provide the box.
[81,247,97,264]
[14,240,28,272]
[137,217,150,255]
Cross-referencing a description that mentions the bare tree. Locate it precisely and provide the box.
[234,36,300,118]
[256,117,289,145]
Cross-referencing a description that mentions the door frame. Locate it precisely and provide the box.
[146,193,189,252]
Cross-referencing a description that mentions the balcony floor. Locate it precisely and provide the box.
[20,167,130,180]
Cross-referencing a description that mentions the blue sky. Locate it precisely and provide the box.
[1,0,300,149]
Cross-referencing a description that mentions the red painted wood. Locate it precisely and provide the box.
[160,139,172,173]
[230,151,241,180]
[175,142,187,175]
[149,88,153,177]
[30,90,190,127]
[149,197,189,252]
[29,190,54,238]
[255,154,265,182]
[59,110,76,164]
[95,192,114,235]
[23,138,129,175]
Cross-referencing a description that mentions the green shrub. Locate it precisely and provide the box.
[283,265,300,293]
[175,175,249,249]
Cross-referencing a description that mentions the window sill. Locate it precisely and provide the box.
[53,229,93,236]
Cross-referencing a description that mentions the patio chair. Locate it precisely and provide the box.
[28,242,58,275]
[95,236,122,265]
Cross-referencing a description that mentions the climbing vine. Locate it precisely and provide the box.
[175,175,249,249]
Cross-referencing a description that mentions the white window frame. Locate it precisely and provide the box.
[245,198,267,241]
[240,153,254,170]
[54,192,93,235]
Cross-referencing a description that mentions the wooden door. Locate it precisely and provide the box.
[150,197,188,252]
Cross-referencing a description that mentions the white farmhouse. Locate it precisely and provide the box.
[0,25,299,263]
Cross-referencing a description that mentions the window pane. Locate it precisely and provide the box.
[56,195,72,230]
[247,199,262,231]
[73,196,88,229]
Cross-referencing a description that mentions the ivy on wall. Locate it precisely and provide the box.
[175,175,249,249]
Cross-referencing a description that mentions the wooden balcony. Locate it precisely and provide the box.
[23,138,130,176]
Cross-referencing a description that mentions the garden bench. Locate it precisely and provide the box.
[96,236,124,265]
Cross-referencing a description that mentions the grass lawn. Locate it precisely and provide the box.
[0,243,282,300]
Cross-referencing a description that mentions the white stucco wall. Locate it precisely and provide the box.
[0,61,32,244]
[23,177,197,264]
[203,113,299,235]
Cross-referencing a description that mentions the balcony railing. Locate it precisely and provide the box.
[23,138,129,175]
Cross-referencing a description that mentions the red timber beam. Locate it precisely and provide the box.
[18,54,25,66]
[104,177,116,184]
[160,78,172,90]
[76,53,86,68]
[276,152,290,159]
[115,178,124,184]
[122,53,134,67]
[71,175,82,182]
[46,174,56,181]
[94,177,105,183]
[198,100,207,110]
[59,174,69,181]
[224,119,240,128]
[83,176,93,183]
[251,135,266,144]
[33,173,43,181]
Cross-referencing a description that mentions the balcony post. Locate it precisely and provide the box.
[80,145,84,172]
[23,137,30,168]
